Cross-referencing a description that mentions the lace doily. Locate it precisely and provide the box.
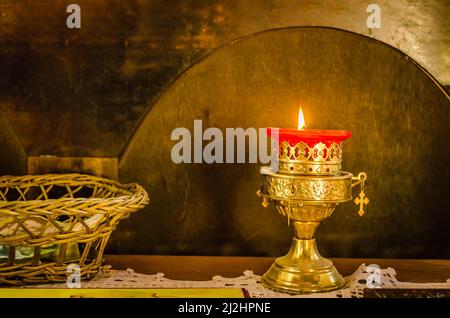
[24,263,450,298]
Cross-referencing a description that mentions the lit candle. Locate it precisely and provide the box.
[266,107,351,175]
[267,107,351,148]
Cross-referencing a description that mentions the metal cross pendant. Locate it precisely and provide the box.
[354,190,369,216]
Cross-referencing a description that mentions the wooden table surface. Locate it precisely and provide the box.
[104,255,450,283]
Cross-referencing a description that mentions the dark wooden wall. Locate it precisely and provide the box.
[0,111,26,175]
[0,0,449,157]
[0,1,449,258]
[118,27,450,259]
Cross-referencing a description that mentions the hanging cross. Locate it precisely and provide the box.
[354,190,369,216]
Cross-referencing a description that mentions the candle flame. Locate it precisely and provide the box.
[297,107,306,129]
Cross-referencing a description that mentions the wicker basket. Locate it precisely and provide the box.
[0,174,149,285]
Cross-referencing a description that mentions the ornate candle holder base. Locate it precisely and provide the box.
[258,169,367,294]
[262,238,344,294]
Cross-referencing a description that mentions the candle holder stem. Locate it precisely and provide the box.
[261,205,345,294]
[293,220,319,239]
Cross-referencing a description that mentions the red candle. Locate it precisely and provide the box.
[265,107,351,170]
[267,107,352,147]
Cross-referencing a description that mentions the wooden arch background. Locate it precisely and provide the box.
[117,27,450,258]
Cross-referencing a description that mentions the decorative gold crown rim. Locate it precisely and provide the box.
[277,160,341,176]
[279,141,343,163]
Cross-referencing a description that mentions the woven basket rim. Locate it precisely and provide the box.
[0,173,127,186]
[0,194,142,208]
[0,174,149,285]
[0,173,148,213]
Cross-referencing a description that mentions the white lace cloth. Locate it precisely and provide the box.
[25,264,450,298]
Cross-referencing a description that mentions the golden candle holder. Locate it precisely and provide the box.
[258,140,368,294]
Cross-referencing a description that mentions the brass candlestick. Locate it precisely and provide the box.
[258,140,368,294]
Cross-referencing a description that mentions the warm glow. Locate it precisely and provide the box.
[297,107,306,130]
